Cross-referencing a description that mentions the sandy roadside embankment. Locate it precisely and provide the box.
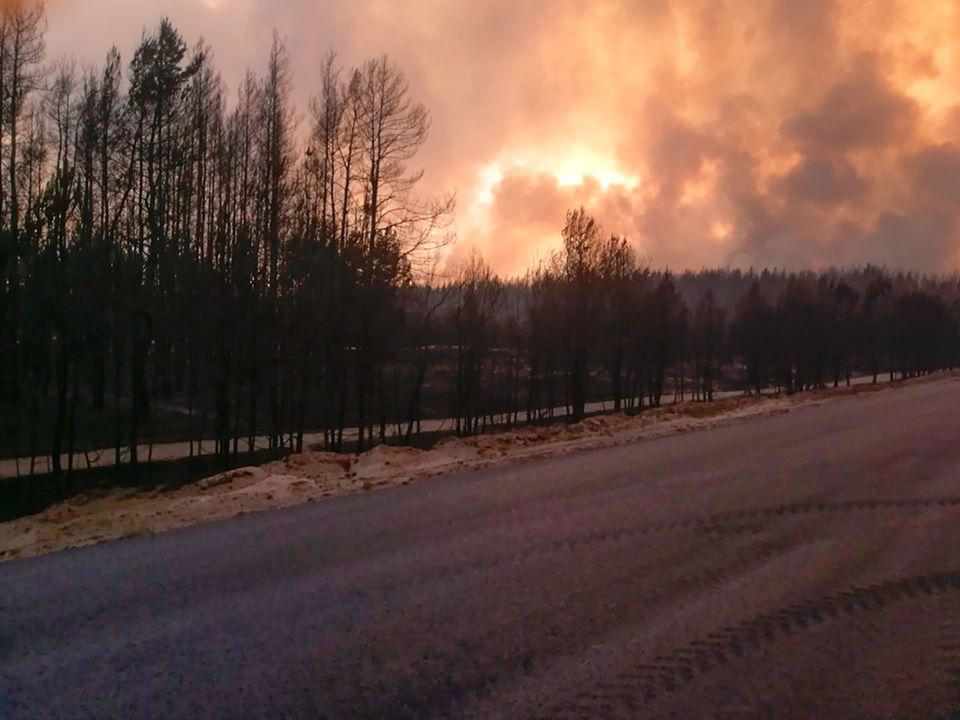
[0,375,949,562]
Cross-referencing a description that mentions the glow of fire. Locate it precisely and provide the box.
[475,147,640,207]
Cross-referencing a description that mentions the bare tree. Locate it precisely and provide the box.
[556,207,602,421]
[259,32,295,450]
[5,0,45,236]
[357,56,452,266]
[0,0,43,424]
[692,289,724,402]
[452,252,502,435]
[597,234,638,411]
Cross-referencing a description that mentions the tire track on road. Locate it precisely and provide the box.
[396,537,799,720]
[545,572,960,719]
[943,614,960,715]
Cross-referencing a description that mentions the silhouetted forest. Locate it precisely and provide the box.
[2,9,959,478]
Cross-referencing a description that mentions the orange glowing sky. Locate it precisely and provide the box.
[45,0,960,274]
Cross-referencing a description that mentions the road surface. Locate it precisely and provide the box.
[2,375,960,719]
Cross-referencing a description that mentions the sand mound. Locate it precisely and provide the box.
[197,466,266,491]
[269,451,352,479]
[226,473,314,500]
[354,444,426,477]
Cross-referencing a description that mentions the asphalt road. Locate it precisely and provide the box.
[3,376,960,719]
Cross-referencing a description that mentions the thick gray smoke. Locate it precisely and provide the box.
[46,0,960,274]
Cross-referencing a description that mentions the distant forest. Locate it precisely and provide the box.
[2,8,959,476]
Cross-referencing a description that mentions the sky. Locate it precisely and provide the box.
[42,0,960,275]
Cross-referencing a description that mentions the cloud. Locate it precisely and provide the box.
[43,0,960,273]
[906,143,960,208]
[775,157,868,207]
[782,58,919,153]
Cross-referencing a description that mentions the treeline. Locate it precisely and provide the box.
[443,218,960,432]
[0,10,454,469]
[1,7,959,476]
